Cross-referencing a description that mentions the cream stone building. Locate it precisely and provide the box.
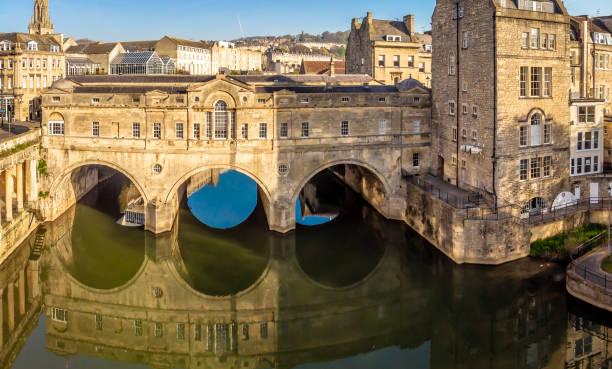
[155,36,213,75]
[64,41,124,75]
[266,51,343,74]
[215,41,262,72]
[346,12,432,86]
[432,0,572,215]
[0,0,65,121]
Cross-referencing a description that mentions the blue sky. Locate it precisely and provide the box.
[3,0,612,42]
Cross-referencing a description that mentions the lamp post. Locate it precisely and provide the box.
[609,184,612,257]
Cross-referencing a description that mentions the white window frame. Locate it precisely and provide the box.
[48,120,65,136]
[341,121,349,137]
[175,123,184,139]
[259,123,267,139]
[51,307,67,323]
[132,122,140,138]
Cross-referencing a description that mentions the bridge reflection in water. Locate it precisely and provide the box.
[0,178,610,369]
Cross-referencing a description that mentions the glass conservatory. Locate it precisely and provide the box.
[110,51,164,75]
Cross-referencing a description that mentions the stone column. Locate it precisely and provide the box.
[25,160,38,204]
[0,289,4,347]
[5,171,12,222]
[18,270,25,316]
[16,162,23,212]
[7,282,14,332]
[27,259,40,301]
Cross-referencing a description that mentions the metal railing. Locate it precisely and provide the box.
[525,197,612,225]
[572,262,612,291]
[405,175,481,209]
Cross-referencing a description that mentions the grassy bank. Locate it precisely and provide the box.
[603,257,612,274]
[530,224,606,260]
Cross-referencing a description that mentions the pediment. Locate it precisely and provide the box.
[144,89,170,97]
[187,75,253,93]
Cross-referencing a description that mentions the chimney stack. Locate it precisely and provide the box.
[367,11,373,24]
[404,14,415,36]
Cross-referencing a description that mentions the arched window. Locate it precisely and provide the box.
[214,100,228,139]
[530,113,542,146]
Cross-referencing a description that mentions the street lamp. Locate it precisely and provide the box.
[0,69,4,128]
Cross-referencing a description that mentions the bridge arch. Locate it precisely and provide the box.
[49,159,150,204]
[291,159,392,206]
[164,164,272,206]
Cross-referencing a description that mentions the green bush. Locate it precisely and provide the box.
[602,257,612,274]
[530,224,606,257]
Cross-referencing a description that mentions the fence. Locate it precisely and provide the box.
[572,262,612,291]
[405,175,481,209]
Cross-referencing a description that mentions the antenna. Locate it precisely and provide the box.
[237,15,246,39]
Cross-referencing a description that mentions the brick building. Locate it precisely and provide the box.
[346,12,432,86]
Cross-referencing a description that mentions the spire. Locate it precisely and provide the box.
[29,0,54,35]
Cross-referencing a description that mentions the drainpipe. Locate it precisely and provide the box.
[582,20,588,98]
[455,2,461,188]
[493,11,498,212]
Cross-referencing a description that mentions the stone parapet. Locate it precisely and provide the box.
[567,267,612,313]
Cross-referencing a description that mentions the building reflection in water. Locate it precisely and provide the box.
[0,179,611,369]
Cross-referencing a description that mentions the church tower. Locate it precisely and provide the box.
[29,0,54,35]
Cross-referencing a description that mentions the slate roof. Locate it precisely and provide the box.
[120,40,158,52]
[371,19,414,42]
[0,32,61,51]
[66,75,216,84]
[66,42,119,55]
[255,85,398,94]
[73,86,188,94]
[164,36,213,49]
[594,16,612,34]
[232,74,374,84]
[301,60,346,75]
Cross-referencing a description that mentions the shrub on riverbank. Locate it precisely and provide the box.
[603,257,612,273]
[530,224,606,260]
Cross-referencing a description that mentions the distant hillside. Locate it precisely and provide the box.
[235,30,349,45]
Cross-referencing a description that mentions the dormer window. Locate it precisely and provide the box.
[593,32,612,45]
[50,45,59,52]
[92,98,100,104]
[0,41,11,51]
[27,41,38,51]
[385,35,402,42]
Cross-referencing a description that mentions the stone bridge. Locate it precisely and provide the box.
[39,75,431,234]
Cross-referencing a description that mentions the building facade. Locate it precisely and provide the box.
[266,52,343,74]
[346,12,432,86]
[0,0,64,121]
[65,42,124,75]
[432,0,573,215]
[216,41,262,73]
[155,36,213,75]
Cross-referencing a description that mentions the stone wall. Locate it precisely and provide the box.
[403,182,530,264]
[44,166,98,221]
[567,268,612,313]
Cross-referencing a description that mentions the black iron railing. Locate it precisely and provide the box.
[405,176,481,209]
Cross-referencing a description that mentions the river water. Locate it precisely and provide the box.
[3,172,612,369]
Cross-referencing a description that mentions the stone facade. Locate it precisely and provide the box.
[0,0,65,121]
[433,0,571,215]
[39,74,430,235]
[346,12,432,86]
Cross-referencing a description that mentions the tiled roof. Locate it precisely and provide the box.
[302,60,346,75]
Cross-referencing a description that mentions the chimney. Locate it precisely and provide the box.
[329,57,335,77]
[404,14,415,36]
[367,11,373,25]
